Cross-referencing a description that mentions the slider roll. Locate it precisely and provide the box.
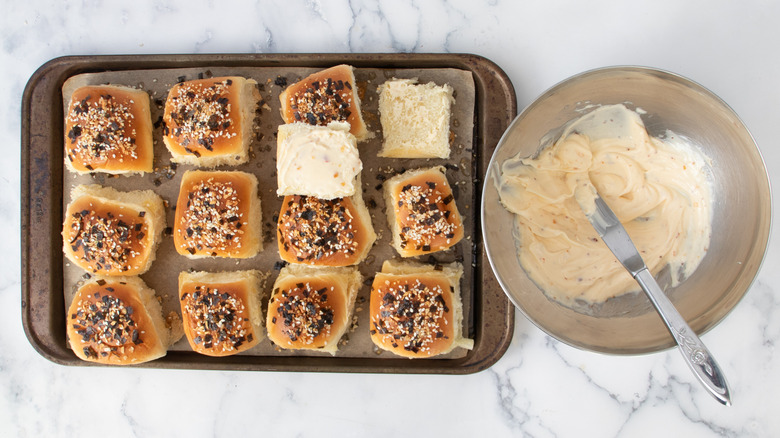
[277,192,376,267]
[64,85,154,174]
[369,260,473,358]
[66,276,183,365]
[163,76,258,167]
[384,166,464,257]
[266,265,361,355]
[377,78,454,158]
[173,170,263,259]
[62,185,165,276]
[279,65,368,141]
[178,270,266,357]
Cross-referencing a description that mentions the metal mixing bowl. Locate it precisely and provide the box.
[482,66,772,354]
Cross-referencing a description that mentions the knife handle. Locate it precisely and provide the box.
[634,268,732,406]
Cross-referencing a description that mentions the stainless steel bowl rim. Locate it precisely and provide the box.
[481,65,773,355]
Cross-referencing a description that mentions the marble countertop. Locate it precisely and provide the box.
[3,1,778,436]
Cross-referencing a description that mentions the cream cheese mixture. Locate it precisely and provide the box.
[497,104,712,304]
[277,122,362,199]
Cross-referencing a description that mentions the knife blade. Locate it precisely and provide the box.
[577,185,732,406]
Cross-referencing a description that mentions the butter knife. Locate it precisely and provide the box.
[577,185,732,406]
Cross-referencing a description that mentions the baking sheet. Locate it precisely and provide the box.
[61,65,477,359]
[22,53,517,374]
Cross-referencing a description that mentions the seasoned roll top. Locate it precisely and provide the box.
[389,169,463,255]
[67,278,170,364]
[267,278,347,349]
[65,85,153,174]
[279,64,367,141]
[179,282,256,355]
[63,185,164,276]
[163,76,254,164]
[64,198,150,274]
[173,171,260,258]
[370,274,455,358]
[277,195,370,266]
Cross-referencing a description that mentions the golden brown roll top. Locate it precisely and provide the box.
[384,166,464,257]
[66,276,182,365]
[279,65,368,141]
[178,270,265,357]
[64,85,154,174]
[369,260,472,358]
[277,192,376,267]
[62,185,165,276]
[266,265,361,354]
[173,170,262,258]
[371,273,454,356]
[163,76,257,167]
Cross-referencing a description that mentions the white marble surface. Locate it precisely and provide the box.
[2,1,779,436]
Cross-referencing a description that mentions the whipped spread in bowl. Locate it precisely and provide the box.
[496,104,712,305]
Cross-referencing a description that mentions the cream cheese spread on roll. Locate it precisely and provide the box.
[497,104,712,304]
[277,122,362,199]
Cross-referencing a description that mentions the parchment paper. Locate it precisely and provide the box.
[62,65,476,359]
